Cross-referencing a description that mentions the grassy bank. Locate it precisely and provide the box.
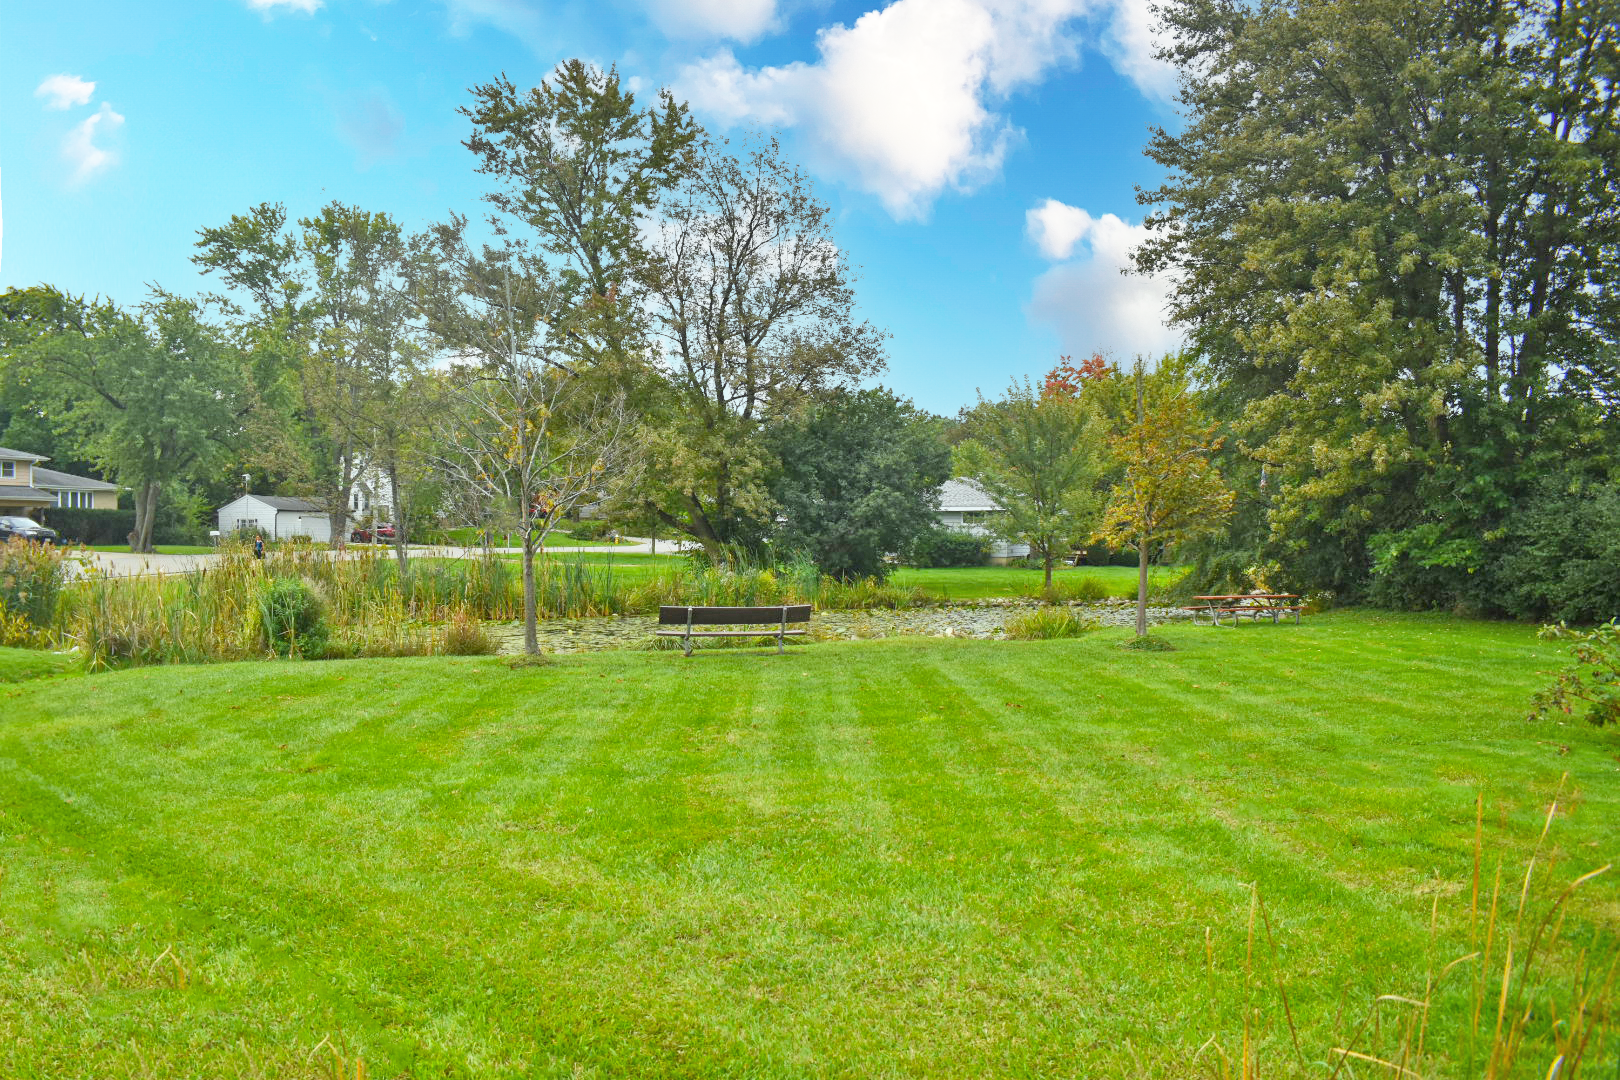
[894,562,1185,599]
[1,612,1614,1077]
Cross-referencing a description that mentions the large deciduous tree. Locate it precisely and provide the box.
[954,374,1110,589]
[460,60,698,369]
[636,135,887,555]
[766,388,950,581]
[2,288,245,552]
[1139,0,1620,609]
[195,201,427,547]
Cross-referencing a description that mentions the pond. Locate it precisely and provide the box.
[485,599,1194,655]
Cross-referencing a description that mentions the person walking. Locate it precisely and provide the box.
[253,533,265,560]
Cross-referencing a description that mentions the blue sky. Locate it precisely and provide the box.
[2,0,1181,416]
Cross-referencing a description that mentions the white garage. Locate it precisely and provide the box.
[216,494,334,543]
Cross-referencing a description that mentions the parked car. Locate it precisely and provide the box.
[0,516,64,545]
[350,523,397,543]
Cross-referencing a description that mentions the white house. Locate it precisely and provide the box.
[936,478,1030,564]
[349,457,396,521]
[216,495,333,542]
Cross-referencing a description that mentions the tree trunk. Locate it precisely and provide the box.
[1043,547,1055,590]
[389,460,409,575]
[521,526,539,655]
[1135,537,1149,638]
[129,480,161,554]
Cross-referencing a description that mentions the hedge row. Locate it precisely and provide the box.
[45,508,200,546]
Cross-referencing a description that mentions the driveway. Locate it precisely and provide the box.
[75,537,693,578]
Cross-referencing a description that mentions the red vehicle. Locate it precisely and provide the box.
[350,523,397,543]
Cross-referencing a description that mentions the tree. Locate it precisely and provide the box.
[1138,0,1620,606]
[461,60,698,369]
[765,388,950,581]
[3,288,246,552]
[635,135,887,555]
[1096,361,1235,637]
[954,375,1110,589]
[415,224,639,655]
[195,201,428,550]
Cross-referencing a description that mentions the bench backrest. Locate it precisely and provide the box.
[658,604,813,626]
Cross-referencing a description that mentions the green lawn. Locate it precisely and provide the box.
[893,562,1186,599]
[439,526,619,548]
[1,612,1615,1077]
[87,544,217,555]
[0,646,73,683]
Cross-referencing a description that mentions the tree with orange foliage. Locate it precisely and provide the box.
[1040,353,1114,400]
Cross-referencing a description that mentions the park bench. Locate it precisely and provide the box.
[656,604,813,656]
[1188,594,1304,627]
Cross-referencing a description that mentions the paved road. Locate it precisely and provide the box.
[76,538,693,579]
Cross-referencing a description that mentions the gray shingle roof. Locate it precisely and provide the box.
[253,495,325,513]
[937,477,1002,513]
[0,487,59,504]
[32,466,119,492]
[0,447,49,463]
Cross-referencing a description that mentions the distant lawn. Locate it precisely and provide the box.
[0,645,73,682]
[438,526,618,547]
[896,562,1186,599]
[87,544,216,555]
[0,611,1614,1077]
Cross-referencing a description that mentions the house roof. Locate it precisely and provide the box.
[937,477,1002,513]
[0,447,49,463]
[251,495,326,513]
[0,487,59,505]
[32,466,118,492]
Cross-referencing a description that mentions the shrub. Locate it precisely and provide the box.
[567,518,611,541]
[1117,634,1175,651]
[0,538,70,630]
[46,508,136,545]
[1492,482,1620,624]
[1003,608,1097,640]
[257,577,329,658]
[905,527,990,568]
[442,611,497,656]
[1027,576,1110,604]
[1529,619,1620,726]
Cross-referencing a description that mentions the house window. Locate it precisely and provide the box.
[0,463,14,479]
[56,492,91,509]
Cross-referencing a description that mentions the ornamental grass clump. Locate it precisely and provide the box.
[256,577,329,658]
[1027,576,1110,604]
[1003,607,1097,640]
[0,538,71,632]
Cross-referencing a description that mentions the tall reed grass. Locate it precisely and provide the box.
[53,543,928,667]
[1194,782,1615,1078]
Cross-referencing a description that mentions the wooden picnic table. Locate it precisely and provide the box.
[1189,594,1303,627]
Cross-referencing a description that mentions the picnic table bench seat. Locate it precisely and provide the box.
[656,604,813,656]
[1187,594,1304,627]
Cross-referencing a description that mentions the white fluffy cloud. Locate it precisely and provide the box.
[247,0,323,13]
[1026,198,1095,260]
[679,0,1100,219]
[34,74,96,110]
[642,0,778,42]
[64,102,124,183]
[674,0,1177,219]
[1025,200,1181,360]
[1103,0,1177,101]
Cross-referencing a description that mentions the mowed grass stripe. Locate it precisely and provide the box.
[0,612,1616,1078]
